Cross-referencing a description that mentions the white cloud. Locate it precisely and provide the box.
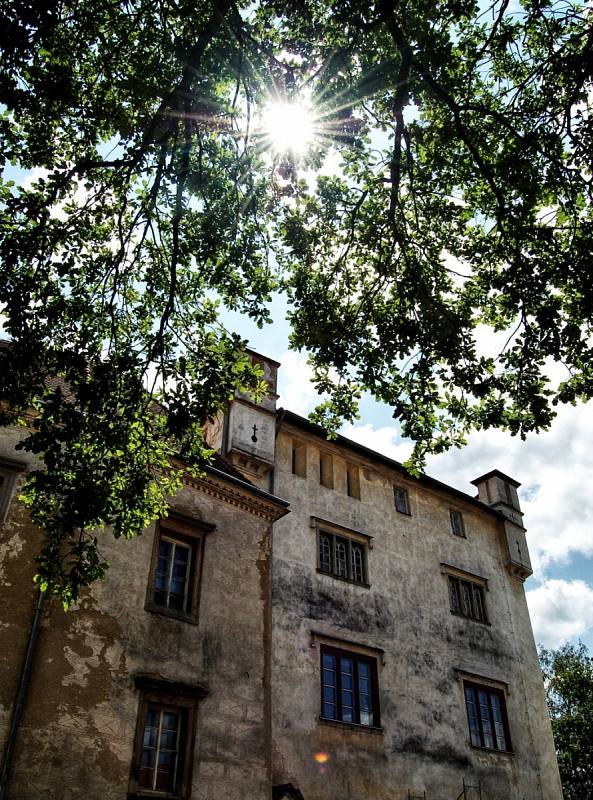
[424,401,593,574]
[336,400,593,576]
[526,579,593,648]
[340,422,411,464]
[276,350,320,417]
[20,166,50,191]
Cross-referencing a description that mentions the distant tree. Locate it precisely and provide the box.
[539,643,593,800]
[0,0,591,604]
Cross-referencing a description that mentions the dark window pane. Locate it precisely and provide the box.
[323,652,336,669]
[473,586,485,621]
[335,539,347,577]
[319,534,331,573]
[450,510,465,536]
[323,686,336,702]
[461,582,473,617]
[323,668,336,686]
[322,701,337,719]
[449,577,461,614]
[394,487,409,514]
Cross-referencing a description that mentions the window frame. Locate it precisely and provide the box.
[448,575,488,624]
[0,458,25,524]
[319,644,381,729]
[316,523,370,587]
[450,508,466,537]
[145,514,215,624]
[129,676,207,800]
[393,485,411,515]
[463,681,512,754]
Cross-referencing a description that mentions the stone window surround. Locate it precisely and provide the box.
[128,674,208,800]
[461,678,513,755]
[450,507,466,537]
[311,633,383,733]
[311,516,372,589]
[440,563,490,626]
[145,513,215,625]
[393,484,411,515]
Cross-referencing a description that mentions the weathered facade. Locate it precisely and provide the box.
[268,412,561,800]
[0,422,288,799]
[0,351,562,800]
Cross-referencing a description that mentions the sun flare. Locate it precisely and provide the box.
[261,99,316,155]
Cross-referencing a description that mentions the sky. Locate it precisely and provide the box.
[224,299,593,655]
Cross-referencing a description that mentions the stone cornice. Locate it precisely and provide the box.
[181,470,289,522]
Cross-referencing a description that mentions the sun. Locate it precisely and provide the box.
[260,98,316,155]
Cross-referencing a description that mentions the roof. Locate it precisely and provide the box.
[205,454,290,510]
[210,452,255,484]
[471,469,521,488]
[277,409,506,522]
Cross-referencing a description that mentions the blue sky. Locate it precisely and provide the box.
[222,298,593,655]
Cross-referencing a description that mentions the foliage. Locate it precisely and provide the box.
[539,643,593,799]
[0,0,591,603]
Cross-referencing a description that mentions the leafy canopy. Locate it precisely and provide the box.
[0,0,591,604]
[540,643,593,799]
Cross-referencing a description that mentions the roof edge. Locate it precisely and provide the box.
[277,409,505,521]
[470,469,521,488]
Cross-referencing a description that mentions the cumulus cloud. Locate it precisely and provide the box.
[276,350,320,417]
[340,422,411,464]
[338,400,593,576]
[526,579,593,648]
[423,401,593,574]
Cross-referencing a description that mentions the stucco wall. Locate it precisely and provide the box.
[271,424,562,800]
[0,430,276,800]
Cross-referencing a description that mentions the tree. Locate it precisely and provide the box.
[0,0,591,604]
[539,643,593,799]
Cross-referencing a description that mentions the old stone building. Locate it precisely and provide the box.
[0,351,562,799]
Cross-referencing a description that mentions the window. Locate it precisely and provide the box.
[319,452,334,489]
[450,509,465,537]
[146,515,214,622]
[393,486,410,515]
[464,682,511,752]
[346,462,360,499]
[448,575,487,623]
[291,440,307,477]
[320,645,380,728]
[318,528,368,585]
[129,675,207,799]
[0,459,24,524]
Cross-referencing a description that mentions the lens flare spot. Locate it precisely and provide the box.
[313,751,330,764]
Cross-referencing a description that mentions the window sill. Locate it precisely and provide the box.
[145,602,198,626]
[451,611,491,627]
[319,717,382,735]
[316,569,370,589]
[470,744,514,756]
[395,509,412,517]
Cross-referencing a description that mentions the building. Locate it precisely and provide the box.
[0,351,563,799]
